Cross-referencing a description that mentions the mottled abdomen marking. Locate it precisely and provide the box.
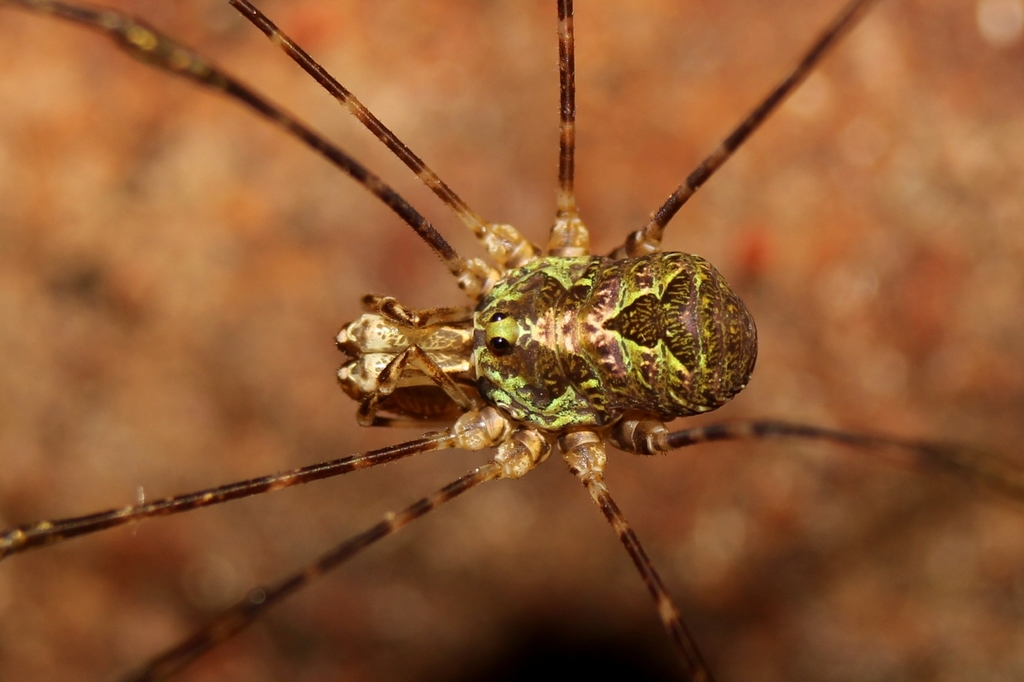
[588,253,757,419]
[474,253,757,429]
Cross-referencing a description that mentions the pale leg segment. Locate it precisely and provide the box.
[361,295,475,328]
[357,345,480,426]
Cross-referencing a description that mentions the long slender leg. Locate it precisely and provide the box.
[0,407,514,560]
[562,416,1024,681]
[123,460,506,682]
[0,0,497,297]
[610,0,879,258]
[0,435,450,560]
[556,0,577,220]
[121,426,550,682]
[547,0,590,257]
[560,431,715,682]
[228,0,537,270]
[610,418,1024,502]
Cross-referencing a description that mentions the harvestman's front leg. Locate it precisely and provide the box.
[560,431,716,682]
[0,0,504,297]
[229,0,540,272]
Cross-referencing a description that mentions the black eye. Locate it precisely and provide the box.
[488,337,512,355]
[484,312,518,356]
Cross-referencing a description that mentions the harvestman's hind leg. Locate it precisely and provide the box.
[609,418,1024,502]
[560,431,716,682]
[564,417,1024,682]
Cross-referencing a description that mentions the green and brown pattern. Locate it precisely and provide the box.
[474,253,757,429]
[9,2,1008,682]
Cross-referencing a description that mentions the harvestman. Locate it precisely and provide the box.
[1,0,1023,680]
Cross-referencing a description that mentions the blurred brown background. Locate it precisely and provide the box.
[1,0,1024,680]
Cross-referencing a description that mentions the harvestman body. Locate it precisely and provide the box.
[2,0,1024,680]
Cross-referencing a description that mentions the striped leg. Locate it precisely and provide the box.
[1,0,496,296]
[609,418,1024,502]
[0,434,449,560]
[123,461,505,682]
[610,0,880,259]
[0,408,513,560]
[121,426,549,682]
[547,0,589,258]
[228,0,537,271]
[560,431,716,682]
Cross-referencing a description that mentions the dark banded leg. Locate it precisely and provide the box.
[0,434,457,561]
[122,423,548,682]
[560,432,715,682]
[547,0,589,257]
[610,418,1024,502]
[0,406,514,560]
[1,0,496,297]
[611,0,879,258]
[228,0,536,270]
[356,345,479,426]
[123,460,506,682]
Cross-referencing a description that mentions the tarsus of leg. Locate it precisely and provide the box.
[561,431,715,682]
[122,461,506,682]
[610,418,1024,503]
[548,0,590,258]
[610,0,880,259]
[227,0,536,270]
[3,0,497,297]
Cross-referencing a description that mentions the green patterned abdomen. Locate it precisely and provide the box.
[474,253,757,429]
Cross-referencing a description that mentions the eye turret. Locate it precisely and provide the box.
[484,312,519,356]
